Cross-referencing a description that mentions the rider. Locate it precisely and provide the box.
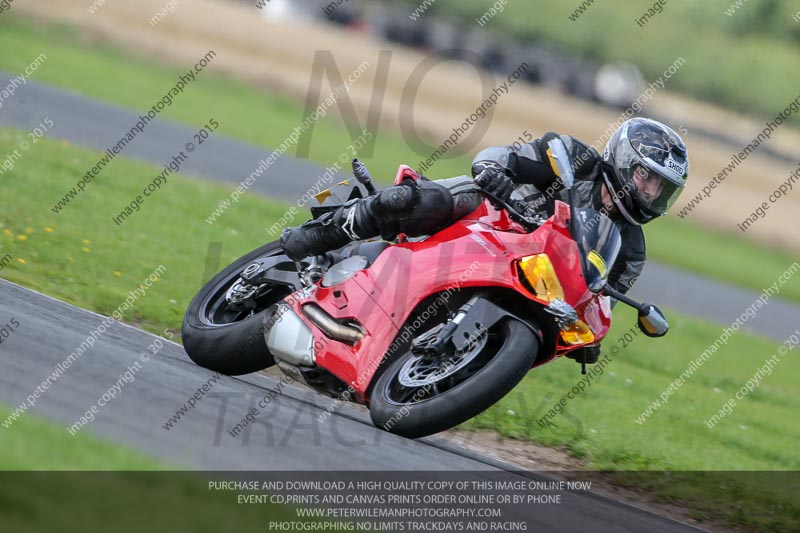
[281,117,689,299]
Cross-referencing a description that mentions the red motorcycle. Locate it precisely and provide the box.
[183,140,668,438]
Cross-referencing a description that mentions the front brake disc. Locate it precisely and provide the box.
[398,334,488,388]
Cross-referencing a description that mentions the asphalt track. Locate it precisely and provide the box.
[0,73,792,531]
[0,279,699,532]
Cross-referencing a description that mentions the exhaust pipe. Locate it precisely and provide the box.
[302,304,363,345]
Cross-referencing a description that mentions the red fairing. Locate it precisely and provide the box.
[285,182,611,399]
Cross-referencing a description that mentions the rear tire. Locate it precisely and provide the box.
[369,318,538,438]
[182,241,293,375]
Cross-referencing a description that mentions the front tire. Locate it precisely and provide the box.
[369,318,538,438]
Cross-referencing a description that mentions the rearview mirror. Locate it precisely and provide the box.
[637,304,669,338]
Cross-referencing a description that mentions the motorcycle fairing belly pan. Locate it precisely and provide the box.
[284,265,396,399]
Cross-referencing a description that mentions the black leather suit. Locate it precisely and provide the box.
[470,132,645,294]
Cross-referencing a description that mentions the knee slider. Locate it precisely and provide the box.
[378,181,419,212]
[396,181,455,236]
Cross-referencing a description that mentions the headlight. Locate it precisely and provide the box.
[522,255,596,346]
[560,320,596,345]
[518,254,565,303]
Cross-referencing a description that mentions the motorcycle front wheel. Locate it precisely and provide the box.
[369,317,539,438]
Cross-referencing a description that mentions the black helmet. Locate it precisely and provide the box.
[601,118,689,225]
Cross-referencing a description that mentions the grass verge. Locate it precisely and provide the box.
[0,127,289,336]
[463,304,799,529]
[0,404,161,470]
[0,410,302,532]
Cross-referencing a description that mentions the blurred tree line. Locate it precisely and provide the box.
[365,0,800,126]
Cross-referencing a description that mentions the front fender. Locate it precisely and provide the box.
[451,297,542,352]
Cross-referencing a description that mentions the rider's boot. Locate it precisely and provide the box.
[280,198,379,262]
[280,177,480,261]
[280,178,428,261]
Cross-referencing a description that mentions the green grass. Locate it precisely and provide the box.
[463,305,800,529]
[0,405,162,470]
[0,127,290,336]
[471,306,800,470]
[0,411,302,532]
[1,14,798,304]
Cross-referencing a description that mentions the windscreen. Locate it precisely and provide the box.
[572,208,622,292]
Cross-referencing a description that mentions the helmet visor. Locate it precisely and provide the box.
[621,164,683,215]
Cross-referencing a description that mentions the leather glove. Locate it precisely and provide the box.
[474,166,514,206]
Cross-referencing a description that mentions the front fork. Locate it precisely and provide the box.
[411,295,484,357]
[412,294,541,358]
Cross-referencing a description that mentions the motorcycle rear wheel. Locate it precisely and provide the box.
[181,240,296,375]
[369,317,538,438]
